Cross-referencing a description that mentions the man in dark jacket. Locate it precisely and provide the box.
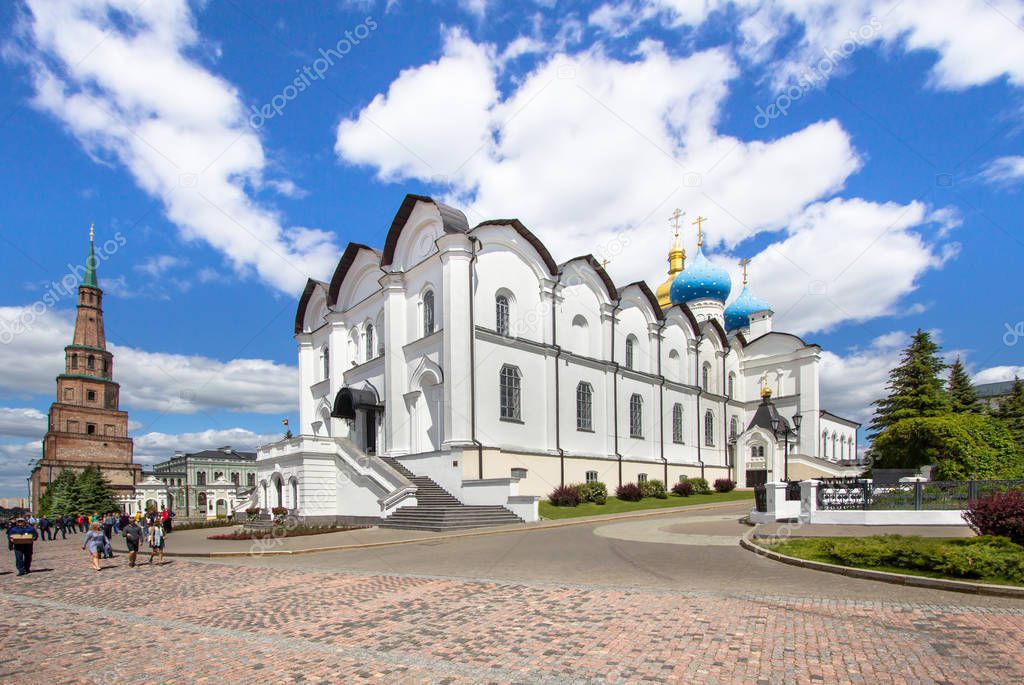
[6,518,38,575]
[37,516,52,541]
[122,519,143,567]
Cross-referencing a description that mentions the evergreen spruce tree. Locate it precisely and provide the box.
[869,329,950,439]
[993,377,1024,444]
[74,465,119,514]
[48,469,79,515]
[947,357,979,413]
[37,482,55,518]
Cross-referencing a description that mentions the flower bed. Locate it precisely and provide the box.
[207,524,371,540]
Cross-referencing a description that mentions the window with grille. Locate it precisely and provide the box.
[730,416,738,440]
[727,372,735,398]
[423,290,435,335]
[499,364,521,420]
[197,471,206,485]
[496,294,510,336]
[585,470,598,483]
[322,347,330,380]
[704,409,714,446]
[638,473,648,483]
[625,335,636,370]
[576,382,593,431]
[702,362,710,391]
[365,324,374,360]
[629,393,643,438]
[672,403,684,443]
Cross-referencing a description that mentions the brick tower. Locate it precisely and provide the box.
[30,227,140,511]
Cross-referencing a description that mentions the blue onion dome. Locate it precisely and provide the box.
[724,286,771,331]
[669,248,732,305]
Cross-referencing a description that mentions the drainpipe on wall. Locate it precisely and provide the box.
[468,237,485,479]
[657,321,667,486]
[722,347,730,482]
[551,273,565,486]
[611,300,622,488]
[695,334,705,481]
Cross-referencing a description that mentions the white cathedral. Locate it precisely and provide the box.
[253,195,861,528]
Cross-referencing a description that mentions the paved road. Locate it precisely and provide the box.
[1,503,1022,683]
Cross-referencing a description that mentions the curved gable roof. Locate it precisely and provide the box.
[473,219,559,276]
[705,317,729,348]
[664,303,701,337]
[327,242,377,308]
[618,281,665,321]
[379,194,469,269]
[559,255,617,302]
[294,278,328,334]
[744,331,820,351]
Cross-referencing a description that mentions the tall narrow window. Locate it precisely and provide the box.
[499,364,521,420]
[495,294,510,336]
[423,290,435,335]
[672,403,684,443]
[704,409,714,446]
[87,355,95,370]
[629,393,643,438]
[727,372,735,398]
[322,346,330,380]
[197,471,207,485]
[625,335,637,370]
[576,382,593,431]
[365,324,375,360]
[71,353,78,369]
[729,416,738,441]
[247,473,256,487]
[702,362,710,392]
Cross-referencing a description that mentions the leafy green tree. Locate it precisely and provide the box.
[992,377,1024,444]
[869,329,950,439]
[870,413,1024,480]
[74,466,119,514]
[947,357,979,413]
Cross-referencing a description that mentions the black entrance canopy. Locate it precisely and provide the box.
[331,387,382,420]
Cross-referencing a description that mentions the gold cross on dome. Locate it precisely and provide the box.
[668,208,684,235]
[692,215,707,248]
[739,257,751,285]
[600,257,611,269]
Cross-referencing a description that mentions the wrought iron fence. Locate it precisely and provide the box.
[816,479,1024,511]
[753,485,767,513]
[785,481,802,501]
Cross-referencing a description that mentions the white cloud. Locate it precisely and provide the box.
[819,331,909,424]
[0,407,47,438]
[0,306,296,415]
[974,365,1024,384]
[131,427,282,465]
[648,0,1024,91]
[0,440,39,498]
[335,30,954,334]
[15,0,339,294]
[980,155,1024,187]
[135,255,187,278]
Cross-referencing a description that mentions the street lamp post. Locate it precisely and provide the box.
[771,411,802,482]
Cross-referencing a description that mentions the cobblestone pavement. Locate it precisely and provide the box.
[2,533,1024,684]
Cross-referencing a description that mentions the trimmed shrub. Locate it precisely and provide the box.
[616,483,644,502]
[713,478,737,493]
[578,481,608,505]
[548,484,581,507]
[687,477,712,495]
[640,479,668,499]
[964,490,1024,545]
[672,481,694,497]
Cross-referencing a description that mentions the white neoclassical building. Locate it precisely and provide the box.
[255,194,861,528]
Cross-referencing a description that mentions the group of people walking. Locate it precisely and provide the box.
[3,509,173,575]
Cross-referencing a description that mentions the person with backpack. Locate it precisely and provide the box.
[148,521,165,565]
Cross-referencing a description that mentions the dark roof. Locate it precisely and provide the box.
[746,397,790,433]
[819,410,861,428]
[976,380,1017,398]
[326,242,378,308]
[294,278,327,335]
[473,219,559,276]
[182,447,256,462]
[559,255,618,302]
[618,281,665,321]
[380,194,469,269]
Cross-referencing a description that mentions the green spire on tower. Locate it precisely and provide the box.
[83,223,98,288]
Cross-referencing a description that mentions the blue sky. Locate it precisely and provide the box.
[0,0,1022,497]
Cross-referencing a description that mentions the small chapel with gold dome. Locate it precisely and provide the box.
[251,194,863,528]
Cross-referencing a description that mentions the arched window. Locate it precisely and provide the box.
[197,492,207,508]
[247,473,256,487]
[729,415,738,440]
[822,430,829,457]
[750,444,765,459]
[672,403,684,443]
[576,382,593,431]
[667,349,680,380]
[629,393,643,438]
[197,471,207,486]
[231,472,239,485]
[495,294,510,336]
[625,335,637,370]
[727,372,735,398]
[423,290,435,335]
[702,362,711,392]
[704,409,714,446]
[87,355,95,370]
[571,315,589,355]
[499,364,521,420]
[365,324,375,360]
[832,433,838,458]
[322,346,330,380]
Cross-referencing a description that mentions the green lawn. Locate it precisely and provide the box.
[763,535,1024,587]
[539,490,752,520]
